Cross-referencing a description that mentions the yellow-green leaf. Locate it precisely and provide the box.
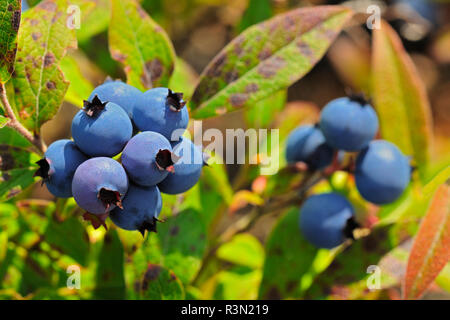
[9,0,77,134]
[190,6,353,119]
[372,20,433,182]
[109,0,175,91]
[0,0,21,83]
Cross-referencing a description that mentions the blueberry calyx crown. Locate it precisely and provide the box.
[166,89,186,112]
[342,216,361,241]
[137,217,160,237]
[97,188,123,211]
[83,95,108,117]
[34,159,51,185]
[155,149,179,172]
[348,93,371,107]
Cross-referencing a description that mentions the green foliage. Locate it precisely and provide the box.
[0,0,448,302]
[190,6,353,118]
[108,0,175,90]
[0,0,20,83]
[8,0,77,134]
[0,127,39,201]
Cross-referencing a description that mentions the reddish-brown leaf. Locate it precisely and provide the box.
[403,183,450,299]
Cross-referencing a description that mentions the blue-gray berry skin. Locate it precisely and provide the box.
[285,125,334,170]
[72,157,129,214]
[299,193,355,249]
[132,88,189,141]
[158,137,203,194]
[71,99,132,157]
[355,140,411,205]
[37,139,88,198]
[320,97,379,151]
[121,131,174,186]
[110,183,162,234]
[88,80,141,120]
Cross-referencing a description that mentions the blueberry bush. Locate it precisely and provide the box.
[0,0,449,300]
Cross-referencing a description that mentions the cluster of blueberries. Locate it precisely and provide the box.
[285,96,411,249]
[36,80,204,235]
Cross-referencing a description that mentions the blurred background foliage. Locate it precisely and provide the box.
[1,0,450,300]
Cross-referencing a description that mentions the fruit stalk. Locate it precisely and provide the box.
[0,83,46,155]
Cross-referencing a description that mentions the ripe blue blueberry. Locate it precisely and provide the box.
[285,124,334,170]
[71,96,133,157]
[110,183,162,236]
[72,157,129,214]
[88,79,141,121]
[121,131,175,186]
[132,88,189,141]
[299,193,356,249]
[320,96,379,151]
[34,139,88,198]
[158,137,204,194]
[355,140,411,205]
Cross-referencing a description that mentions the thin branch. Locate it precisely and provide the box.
[0,83,45,155]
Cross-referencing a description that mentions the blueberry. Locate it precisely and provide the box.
[121,131,175,186]
[71,96,133,157]
[110,183,162,236]
[355,140,411,205]
[132,88,189,141]
[158,137,204,194]
[299,193,356,249]
[320,96,379,151]
[72,157,129,214]
[34,139,88,198]
[88,79,141,121]
[285,124,334,169]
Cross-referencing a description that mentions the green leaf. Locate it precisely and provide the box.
[372,20,433,182]
[216,233,264,269]
[44,216,90,266]
[139,264,184,300]
[0,126,40,201]
[190,6,353,118]
[304,225,398,299]
[8,0,77,133]
[60,54,94,107]
[202,159,233,207]
[0,115,10,128]
[109,0,175,90]
[206,267,262,300]
[74,0,110,43]
[168,57,198,100]
[94,229,126,299]
[238,0,272,32]
[0,0,21,83]
[154,208,207,284]
[245,89,286,128]
[259,207,335,299]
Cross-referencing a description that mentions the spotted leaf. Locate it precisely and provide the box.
[190,6,353,118]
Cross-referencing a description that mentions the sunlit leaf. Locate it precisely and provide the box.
[8,0,77,133]
[0,0,21,83]
[216,233,264,269]
[60,54,94,107]
[109,0,175,90]
[372,20,433,181]
[190,6,353,118]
